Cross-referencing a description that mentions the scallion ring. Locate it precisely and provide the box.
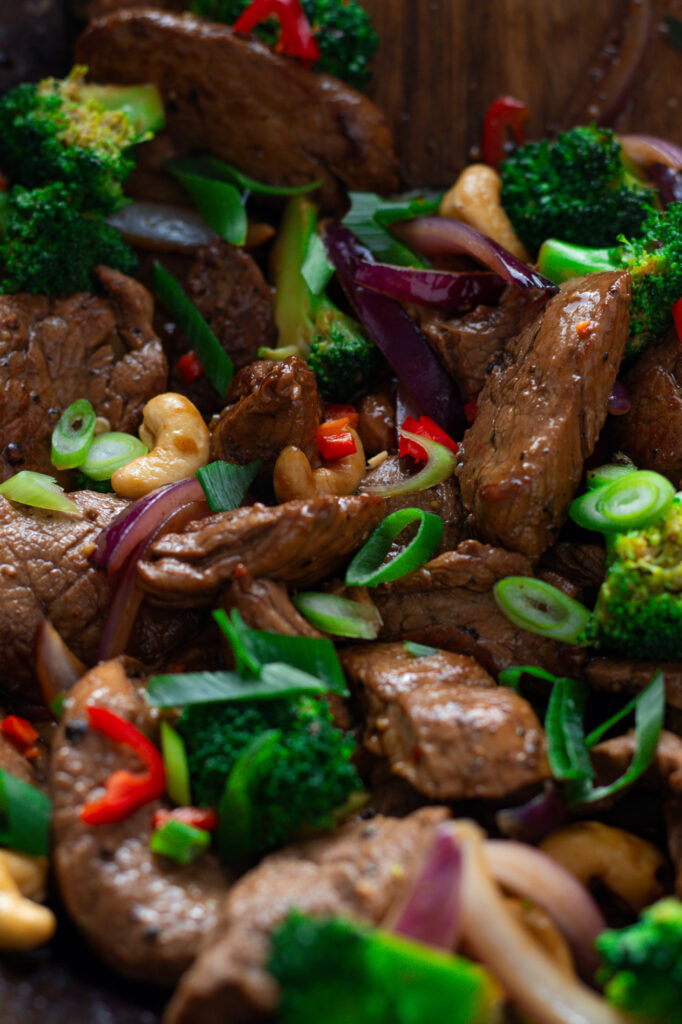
[345,508,443,587]
[51,399,97,470]
[79,432,148,482]
[0,471,80,516]
[493,577,591,643]
[362,430,457,497]
[569,470,674,533]
[293,592,383,639]
[585,460,636,491]
[160,721,191,807]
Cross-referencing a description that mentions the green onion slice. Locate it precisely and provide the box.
[167,159,247,245]
[363,431,457,497]
[569,470,675,533]
[0,470,80,516]
[585,459,636,491]
[150,819,211,865]
[345,509,443,587]
[493,577,591,643]
[404,640,440,658]
[343,190,442,267]
[153,262,234,395]
[293,593,383,639]
[0,770,51,856]
[301,231,335,295]
[79,432,148,482]
[218,729,281,861]
[160,721,191,807]
[545,678,593,786]
[193,155,321,197]
[51,399,97,470]
[497,664,558,693]
[196,460,260,513]
[536,239,619,284]
[146,665,326,708]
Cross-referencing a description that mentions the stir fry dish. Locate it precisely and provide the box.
[3,2,682,1022]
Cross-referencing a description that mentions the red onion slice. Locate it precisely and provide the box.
[390,823,461,950]
[34,618,86,712]
[646,163,682,207]
[107,201,216,252]
[607,382,631,416]
[495,785,568,844]
[354,262,507,311]
[92,477,205,575]
[484,839,606,979]
[324,224,467,437]
[620,134,682,171]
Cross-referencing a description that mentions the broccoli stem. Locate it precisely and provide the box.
[538,238,619,284]
[78,83,165,141]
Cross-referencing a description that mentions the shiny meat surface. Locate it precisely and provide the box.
[137,494,386,604]
[186,241,276,374]
[51,660,228,986]
[165,807,449,1024]
[586,657,682,712]
[0,267,167,482]
[357,390,396,456]
[611,329,682,487]
[223,567,321,637]
[75,10,399,210]
[342,642,549,799]
[537,542,606,607]
[457,271,631,559]
[210,357,322,465]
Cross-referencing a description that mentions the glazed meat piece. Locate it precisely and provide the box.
[374,540,586,678]
[414,288,548,402]
[457,271,631,559]
[51,659,228,985]
[186,241,276,373]
[223,567,321,638]
[165,807,449,1024]
[610,330,682,487]
[586,657,682,712]
[341,642,549,799]
[0,267,167,481]
[357,390,396,456]
[537,542,606,606]
[75,10,399,210]
[210,357,322,465]
[138,494,386,605]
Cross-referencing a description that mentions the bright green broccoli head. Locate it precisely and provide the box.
[0,183,136,296]
[268,911,502,1024]
[177,696,359,856]
[500,125,656,256]
[586,497,682,659]
[190,0,378,88]
[0,67,163,214]
[308,305,379,402]
[596,898,682,1024]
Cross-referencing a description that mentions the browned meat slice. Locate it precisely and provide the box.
[75,10,398,210]
[357,390,397,456]
[537,542,606,606]
[374,539,586,679]
[457,272,631,559]
[52,659,228,985]
[186,241,276,373]
[341,642,549,799]
[138,494,386,605]
[359,455,465,552]
[0,267,167,481]
[414,288,548,402]
[165,807,449,1024]
[586,657,682,711]
[210,357,322,465]
[610,330,682,487]
[223,567,321,638]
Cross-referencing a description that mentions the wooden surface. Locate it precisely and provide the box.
[362,0,682,187]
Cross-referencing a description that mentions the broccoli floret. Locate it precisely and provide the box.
[190,0,378,89]
[0,67,164,214]
[0,183,137,296]
[308,305,378,402]
[596,898,682,1024]
[177,696,359,856]
[585,497,682,659]
[268,911,502,1024]
[500,125,655,256]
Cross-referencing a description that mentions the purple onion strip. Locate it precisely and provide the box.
[646,163,682,207]
[607,381,631,416]
[495,785,568,844]
[620,133,682,170]
[392,824,462,950]
[354,262,507,311]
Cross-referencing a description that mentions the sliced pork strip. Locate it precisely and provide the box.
[457,271,631,559]
[51,659,228,986]
[165,807,449,1024]
[223,567,321,638]
[137,494,385,605]
[342,642,549,799]
[75,10,398,210]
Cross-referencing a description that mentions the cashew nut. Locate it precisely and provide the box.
[0,851,48,902]
[439,164,529,261]
[540,821,666,913]
[112,393,209,499]
[0,859,55,950]
[273,427,366,501]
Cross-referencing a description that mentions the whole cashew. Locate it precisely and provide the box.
[439,164,529,261]
[0,851,48,901]
[0,860,55,950]
[112,393,209,499]
[540,821,666,913]
[273,427,366,502]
